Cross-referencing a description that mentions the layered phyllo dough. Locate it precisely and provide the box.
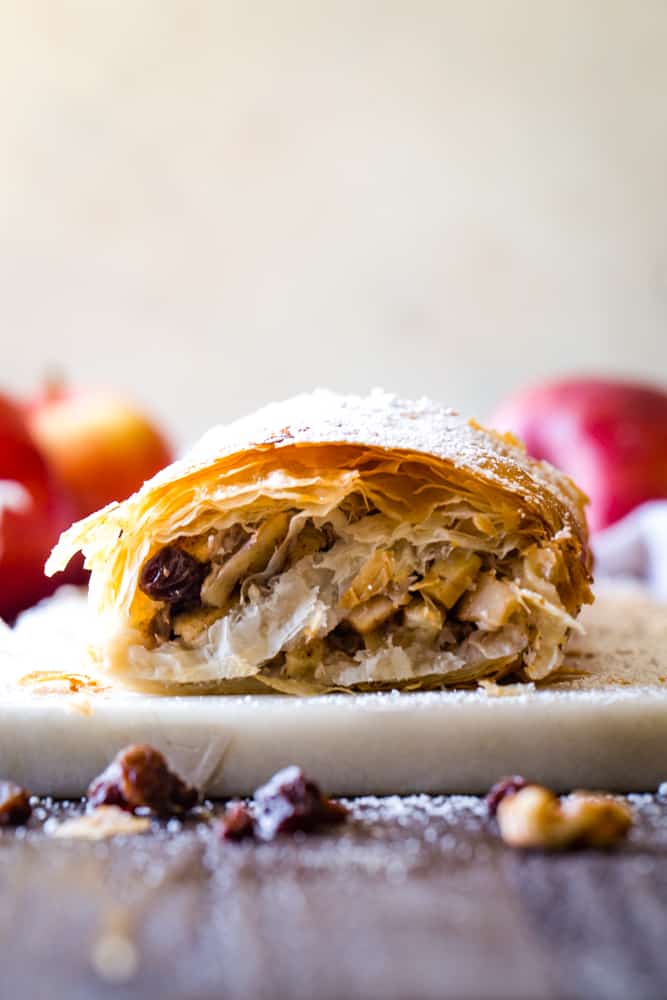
[47,390,593,693]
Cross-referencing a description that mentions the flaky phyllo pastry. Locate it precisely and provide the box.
[47,390,593,694]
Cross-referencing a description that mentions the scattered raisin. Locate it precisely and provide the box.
[88,745,199,817]
[219,801,255,841]
[139,546,209,605]
[219,767,348,844]
[486,775,529,817]
[0,781,32,827]
[254,766,348,840]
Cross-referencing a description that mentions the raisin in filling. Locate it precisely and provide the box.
[139,546,209,605]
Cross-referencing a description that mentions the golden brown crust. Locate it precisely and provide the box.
[158,390,590,555]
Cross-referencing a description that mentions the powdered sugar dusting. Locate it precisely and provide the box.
[5,790,667,874]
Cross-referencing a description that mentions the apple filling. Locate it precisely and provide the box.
[133,492,580,691]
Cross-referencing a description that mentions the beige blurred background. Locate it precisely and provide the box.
[1,0,666,447]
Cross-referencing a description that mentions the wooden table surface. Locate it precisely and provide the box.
[2,791,667,1000]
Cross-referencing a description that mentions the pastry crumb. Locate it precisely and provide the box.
[478,679,535,697]
[17,670,103,695]
[51,805,150,840]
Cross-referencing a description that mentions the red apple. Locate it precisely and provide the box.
[491,377,667,533]
[0,393,77,621]
[27,384,173,519]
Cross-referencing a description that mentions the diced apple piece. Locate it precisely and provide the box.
[201,512,291,607]
[403,598,444,639]
[172,606,223,644]
[457,574,519,630]
[522,615,568,680]
[340,551,395,610]
[345,595,396,634]
[417,551,482,609]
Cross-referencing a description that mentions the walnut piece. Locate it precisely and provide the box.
[496,785,633,850]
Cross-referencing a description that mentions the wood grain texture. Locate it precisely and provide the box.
[2,792,667,1000]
